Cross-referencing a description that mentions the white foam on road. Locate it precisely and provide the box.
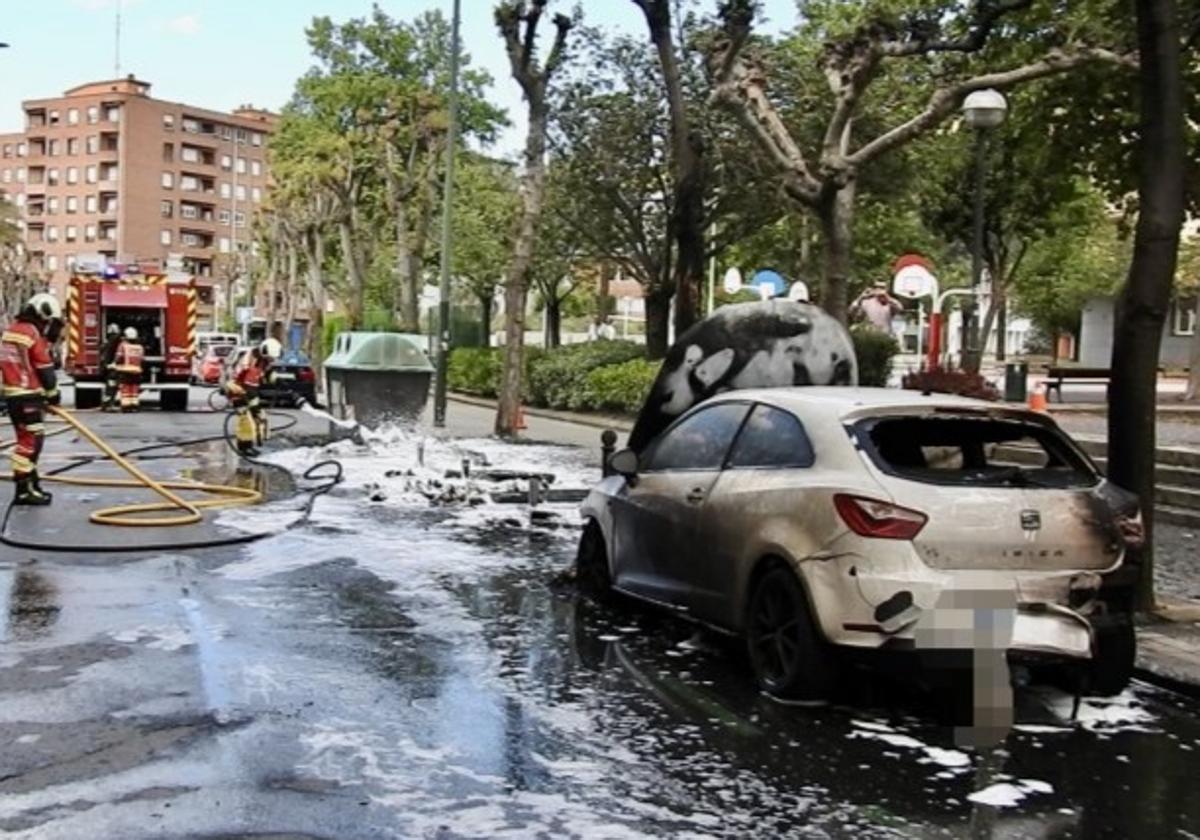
[968,778,1054,808]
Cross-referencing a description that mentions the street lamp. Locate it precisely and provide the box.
[960,88,1007,372]
[432,0,461,428]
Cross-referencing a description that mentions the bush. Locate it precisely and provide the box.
[447,347,503,396]
[584,358,662,414]
[527,340,645,411]
[901,368,1001,401]
[851,326,900,387]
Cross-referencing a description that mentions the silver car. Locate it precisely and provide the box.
[577,388,1142,701]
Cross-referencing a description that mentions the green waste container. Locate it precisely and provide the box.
[324,332,434,427]
[1004,361,1029,403]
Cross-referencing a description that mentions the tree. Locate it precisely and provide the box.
[1108,0,1187,610]
[632,0,707,338]
[0,196,36,317]
[451,154,520,345]
[705,0,1136,323]
[1181,238,1200,400]
[493,0,574,436]
[531,172,587,348]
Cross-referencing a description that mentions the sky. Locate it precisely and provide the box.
[0,0,799,157]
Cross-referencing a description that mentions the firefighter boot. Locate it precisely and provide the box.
[29,471,53,504]
[13,477,52,507]
[234,410,259,456]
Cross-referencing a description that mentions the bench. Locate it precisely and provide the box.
[1043,366,1111,402]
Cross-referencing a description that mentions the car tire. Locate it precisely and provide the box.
[1087,613,1136,697]
[746,564,838,702]
[575,520,612,600]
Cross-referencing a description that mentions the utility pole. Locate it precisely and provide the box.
[432,0,461,428]
[114,0,122,76]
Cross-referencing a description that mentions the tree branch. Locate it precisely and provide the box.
[880,0,1033,57]
[847,46,1138,168]
[544,13,575,76]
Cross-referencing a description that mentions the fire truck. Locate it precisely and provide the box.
[64,265,198,411]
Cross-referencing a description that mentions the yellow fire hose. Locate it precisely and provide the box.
[1,406,262,527]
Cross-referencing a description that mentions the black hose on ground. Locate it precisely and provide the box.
[0,407,342,554]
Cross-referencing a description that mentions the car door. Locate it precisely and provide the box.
[610,402,751,607]
[685,403,820,627]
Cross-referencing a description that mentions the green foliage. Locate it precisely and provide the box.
[902,369,1001,401]
[584,358,662,413]
[527,341,646,411]
[447,347,504,397]
[850,326,900,387]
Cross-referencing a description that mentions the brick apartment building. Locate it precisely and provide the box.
[0,76,275,321]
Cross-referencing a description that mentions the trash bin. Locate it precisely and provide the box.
[324,332,434,427]
[1004,361,1029,403]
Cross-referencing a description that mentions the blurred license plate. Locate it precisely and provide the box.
[273,372,296,381]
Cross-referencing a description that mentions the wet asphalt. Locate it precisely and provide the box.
[1,398,1199,839]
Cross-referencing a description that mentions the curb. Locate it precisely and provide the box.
[449,393,634,433]
[1133,666,1200,701]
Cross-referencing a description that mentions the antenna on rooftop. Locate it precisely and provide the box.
[114,0,122,77]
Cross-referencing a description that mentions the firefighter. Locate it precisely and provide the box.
[113,327,144,413]
[101,323,122,410]
[224,347,269,455]
[1,292,64,506]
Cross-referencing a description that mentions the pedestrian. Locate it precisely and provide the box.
[113,327,144,413]
[224,347,269,455]
[0,293,64,506]
[850,283,904,333]
[101,323,122,410]
[598,316,617,341]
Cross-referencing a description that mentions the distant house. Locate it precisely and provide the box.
[1079,294,1197,368]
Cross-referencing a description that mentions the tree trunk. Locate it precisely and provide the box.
[818,182,855,324]
[394,218,420,332]
[496,109,550,437]
[304,231,326,370]
[1107,0,1185,612]
[338,218,365,329]
[644,287,672,360]
[478,290,494,348]
[1184,294,1200,400]
[637,0,705,339]
[265,248,280,344]
[545,298,562,349]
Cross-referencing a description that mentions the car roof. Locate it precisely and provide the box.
[706,386,1031,420]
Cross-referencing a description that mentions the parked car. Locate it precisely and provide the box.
[226,347,319,408]
[577,387,1142,702]
[192,344,234,386]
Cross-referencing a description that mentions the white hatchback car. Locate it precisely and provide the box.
[577,388,1142,701]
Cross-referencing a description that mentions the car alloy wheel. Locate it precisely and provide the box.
[746,564,837,701]
[575,521,612,600]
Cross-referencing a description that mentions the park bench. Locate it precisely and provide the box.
[1043,366,1111,402]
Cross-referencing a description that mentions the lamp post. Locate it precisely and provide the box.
[432,0,461,428]
[960,88,1007,373]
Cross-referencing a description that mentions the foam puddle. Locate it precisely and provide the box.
[848,718,971,775]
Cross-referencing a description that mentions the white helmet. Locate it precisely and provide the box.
[124,327,138,340]
[25,292,62,322]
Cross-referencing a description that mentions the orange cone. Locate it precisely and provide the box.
[515,403,528,430]
[1028,383,1048,413]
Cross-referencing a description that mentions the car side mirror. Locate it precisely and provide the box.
[609,448,639,479]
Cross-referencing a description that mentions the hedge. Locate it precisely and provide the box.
[584,358,661,414]
[526,340,646,411]
[850,326,901,387]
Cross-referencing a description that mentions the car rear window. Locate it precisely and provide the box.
[211,345,233,357]
[854,414,1098,488]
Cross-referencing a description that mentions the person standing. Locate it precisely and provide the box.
[225,347,268,455]
[101,323,122,411]
[113,327,145,413]
[850,283,904,333]
[0,293,64,506]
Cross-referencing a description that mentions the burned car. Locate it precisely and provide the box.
[577,388,1142,701]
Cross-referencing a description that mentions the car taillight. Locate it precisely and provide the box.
[834,494,928,540]
[298,367,315,383]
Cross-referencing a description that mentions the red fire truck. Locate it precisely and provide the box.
[64,267,198,411]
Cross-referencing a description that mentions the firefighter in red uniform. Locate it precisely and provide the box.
[1,293,65,506]
[224,347,269,455]
[113,327,144,412]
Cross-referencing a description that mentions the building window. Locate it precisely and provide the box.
[161,172,174,189]
[17,142,27,157]
[1,144,10,158]
[65,225,77,242]
[101,164,118,181]
[161,229,172,246]
[87,106,99,124]
[85,164,97,184]
[250,131,263,147]
[66,196,78,213]
[47,168,59,186]
[235,184,246,201]
[219,237,231,253]
[1175,300,1198,336]
[1,169,8,184]
[218,209,230,225]
[48,110,60,125]
[105,105,120,122]
[251,187,262,203]
[86,135,98,154]
[234,211,246,228]
[47,197,59,214]
[250,160,262,177]
[219,182,231,199]
[85,195,97,213]
[163,142,174,162]
[85,224,96,241]
[48,139,61,156]
[181,146,200,164]
[181,117,200,134]
[159,200,172,218]
[67,137,79,155]
[181,203,199,219]
[66,254,76,270]
[219,125,232,140]
[236,157,247,175]
[67,108,79,125]
[66,166,78,184]
[46,225,58,242]
[181,232,205,247]
[163,114,175,131]
[180,175,199,191]
[221,154,232,171]
[47,255,58,271]
[15,167,25,183]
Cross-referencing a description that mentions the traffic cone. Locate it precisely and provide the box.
[1028,383,1048,413]
[515,403,528,431]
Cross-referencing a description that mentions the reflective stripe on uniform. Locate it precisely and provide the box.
[0,331,34,347]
